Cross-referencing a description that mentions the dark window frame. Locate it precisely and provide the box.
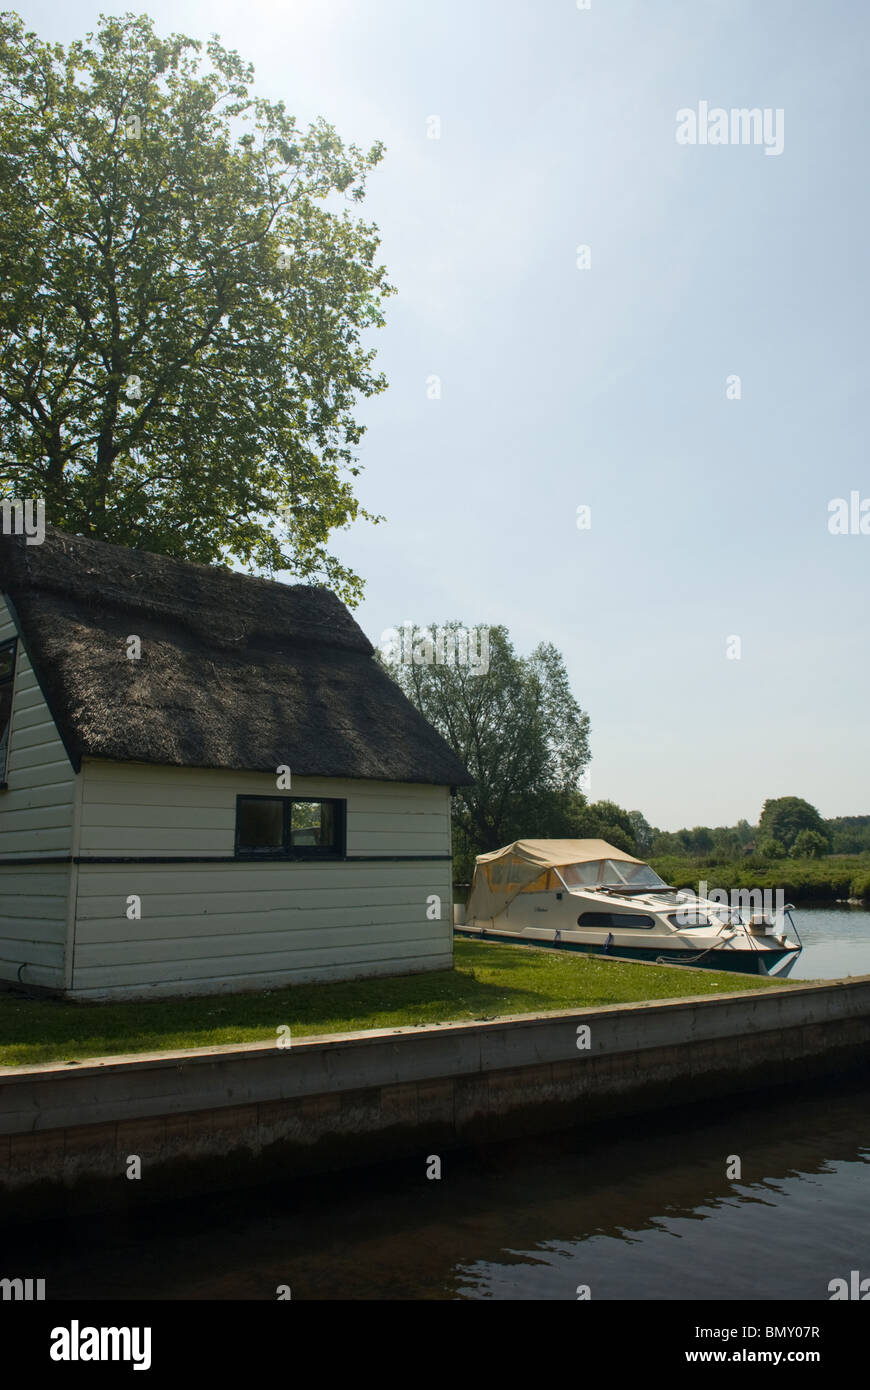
[0,636,17,789]
[234,794,347,860]
[577,911,655,930]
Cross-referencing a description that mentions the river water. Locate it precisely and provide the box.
[13,906,870,1301]
[783,903,870,979]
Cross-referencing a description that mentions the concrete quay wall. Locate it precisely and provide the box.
[2,977,869,1219]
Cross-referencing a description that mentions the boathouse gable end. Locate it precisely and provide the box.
[0,527,471,1001]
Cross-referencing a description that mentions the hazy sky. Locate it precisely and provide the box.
[14,0,870,829]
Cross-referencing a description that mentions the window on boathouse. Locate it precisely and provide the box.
[235,796,346,858]
[0,638,17,787]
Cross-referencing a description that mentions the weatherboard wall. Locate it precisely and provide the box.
[0,595,74,990]
[70,762,453,999]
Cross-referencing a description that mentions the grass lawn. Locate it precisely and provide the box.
[0,938,790,1068]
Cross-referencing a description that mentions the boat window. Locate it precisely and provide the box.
[520,870,559,892]
[577,912,655,929]
[488,863,511,888]
[602,860,667,888]
[560,861,602,887]
[668,912,716,930]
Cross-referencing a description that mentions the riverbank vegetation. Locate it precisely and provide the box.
[647,798,870,904]
[0,939,783,1067]
[649,855,870,903]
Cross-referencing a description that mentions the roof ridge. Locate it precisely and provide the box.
[0,525,374,656]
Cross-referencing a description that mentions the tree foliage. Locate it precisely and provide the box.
[791,828,830,860]
[825,816,870,854]
[627,809,653,854]
[650,800,848,863]
[0,10,393,602]
[757,796,828,854]
[758,837,787,860]
[381,623,591,875]
[572,798,636,854]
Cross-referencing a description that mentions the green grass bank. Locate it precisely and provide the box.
[0,937,786,1068]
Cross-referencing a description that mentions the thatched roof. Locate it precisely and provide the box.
[0,527,472,786]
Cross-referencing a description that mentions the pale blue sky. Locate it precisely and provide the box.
[15,0,870,828]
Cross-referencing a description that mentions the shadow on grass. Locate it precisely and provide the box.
[0,937,770,1065]
[0,970,548,1061]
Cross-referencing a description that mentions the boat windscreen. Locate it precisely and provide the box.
[602,860,667,888]
[559,861,603,887]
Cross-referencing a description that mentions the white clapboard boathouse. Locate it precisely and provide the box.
[0,526,471,1000]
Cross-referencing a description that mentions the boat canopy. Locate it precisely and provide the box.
[466,838,642,923]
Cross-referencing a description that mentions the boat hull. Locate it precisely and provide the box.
[454,926,799,977]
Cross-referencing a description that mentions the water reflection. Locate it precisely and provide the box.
[12,1071,870,1301]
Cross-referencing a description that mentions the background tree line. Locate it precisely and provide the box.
[650,802,870,861]
[382,625,867,878]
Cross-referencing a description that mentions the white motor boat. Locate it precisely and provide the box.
[455,839,802,977]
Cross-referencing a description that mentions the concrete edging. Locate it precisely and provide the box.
[1,976,869,1211]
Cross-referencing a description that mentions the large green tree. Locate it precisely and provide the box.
[0,11,392,602]
[757,796,828,854]
[573,798,636,854]
[382,622,591,876]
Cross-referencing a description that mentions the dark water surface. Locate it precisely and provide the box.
[11,907,870,1301]
[12,1074,870,1301]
